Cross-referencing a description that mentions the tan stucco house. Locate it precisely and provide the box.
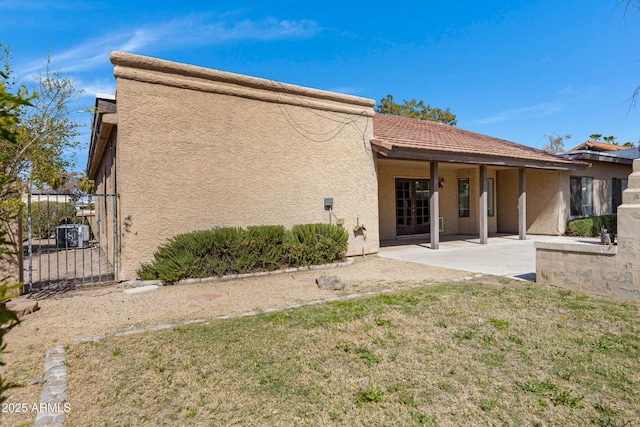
[89,52,614,281]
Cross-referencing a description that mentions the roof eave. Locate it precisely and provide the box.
[372,143,589,171]
[561,151,636,165]
[87,97,117,179]
[87,113,117,180]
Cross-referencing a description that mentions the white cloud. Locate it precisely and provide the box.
[194,17,320,41]
[77,78,116,100]
[18,15,320,76]
[474,103,563,124]
[327,87,364,95]
[558,85,598,99]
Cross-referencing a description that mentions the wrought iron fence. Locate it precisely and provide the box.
[23,191,118,293]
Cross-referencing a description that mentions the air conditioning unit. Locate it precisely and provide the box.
[56,224,91,249]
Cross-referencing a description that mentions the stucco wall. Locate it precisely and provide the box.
[109,53,379,280]
[526,169,564,235]
[496,168,565,235]
[496,169,517,233]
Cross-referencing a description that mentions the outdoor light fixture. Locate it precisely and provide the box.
[439,178,445,189]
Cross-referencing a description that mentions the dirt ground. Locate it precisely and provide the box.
[1,255,473,424]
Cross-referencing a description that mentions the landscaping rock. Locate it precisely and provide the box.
[121,279,163,288]
[6,298,40,318]
[316,275,345,290]
[123,285,159,294]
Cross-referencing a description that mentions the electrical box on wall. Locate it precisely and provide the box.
[324,198,333,209]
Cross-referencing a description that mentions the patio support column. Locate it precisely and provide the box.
[430,161,440,250]
[518,167,527,240]
[479,165,488,244]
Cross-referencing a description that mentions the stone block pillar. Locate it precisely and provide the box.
[617,159,640,289]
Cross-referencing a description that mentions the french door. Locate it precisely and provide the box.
[396,179,430,235]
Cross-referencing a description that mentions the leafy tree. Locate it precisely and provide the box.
[76,171,94,194]
[35,170,94,197]
[375,94,457,125]
[589,133,602,141]
[542,133,571,154]
[0,42,84,402]
[0,44,84,190]
[0,44,27,405]
[623,141,636,147]
[603,135,619,145]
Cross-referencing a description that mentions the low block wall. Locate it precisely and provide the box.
[535,241,640,300]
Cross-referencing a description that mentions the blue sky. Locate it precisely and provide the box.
[2,0,640,171]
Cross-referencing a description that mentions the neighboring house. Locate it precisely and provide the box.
[89,52,591,281]
[22,193,74,205]
[561,143,639,216]
[569,140,631,153]
[21,193,95,219]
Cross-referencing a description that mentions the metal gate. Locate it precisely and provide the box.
[23,191,118,293]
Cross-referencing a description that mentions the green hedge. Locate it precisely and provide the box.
[566,214,617,237]
[137,224,349,282]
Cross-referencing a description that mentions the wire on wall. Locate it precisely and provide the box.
[269,79,374,156]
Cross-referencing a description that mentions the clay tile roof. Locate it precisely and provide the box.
[371,114,582,169]
[569,141,628,152]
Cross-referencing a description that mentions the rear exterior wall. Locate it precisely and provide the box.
[113,73,379,280]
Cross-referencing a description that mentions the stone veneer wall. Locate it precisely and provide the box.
[536,159,640,300]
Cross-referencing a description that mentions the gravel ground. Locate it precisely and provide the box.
[7,256,471,351]
[1,255,471,422]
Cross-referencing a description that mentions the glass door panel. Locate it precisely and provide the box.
[395,179,430,235]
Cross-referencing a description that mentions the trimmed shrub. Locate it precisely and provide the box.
[137,224,347,282]
[137,229,218,281]
[566,214,617,237]
[285,223,348,267]
[247,225,286,271]
[25,201,77,239]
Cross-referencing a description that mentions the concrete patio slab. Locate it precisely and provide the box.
[379,234,598,280]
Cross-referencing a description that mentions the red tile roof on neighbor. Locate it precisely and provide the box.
[371,114,585,169]
[569,141,628,152]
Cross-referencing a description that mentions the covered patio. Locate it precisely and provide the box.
[372,114,588,248]
[378,234,597,281]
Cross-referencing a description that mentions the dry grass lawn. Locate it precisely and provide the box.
[59,277,640,426]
